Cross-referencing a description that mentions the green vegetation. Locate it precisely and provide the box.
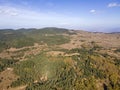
[37,35,70,45]
[10,47,120,90]
[0,59,18,72]
[11,60,35,87]
[0,30,35,51]
[11,53,69,88]
[0,28,120,90]
[0,28,70,52]
[25,28,71,45]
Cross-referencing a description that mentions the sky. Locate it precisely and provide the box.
[0,0,120,32]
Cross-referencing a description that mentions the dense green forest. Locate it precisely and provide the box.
[0,28,71,52]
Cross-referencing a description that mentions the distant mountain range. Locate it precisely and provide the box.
[0,27,119,33]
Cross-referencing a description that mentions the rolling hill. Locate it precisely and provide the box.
[0,27,120,90]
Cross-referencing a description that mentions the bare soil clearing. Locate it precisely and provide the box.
[0,68,18,90]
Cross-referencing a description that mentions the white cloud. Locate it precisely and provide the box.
[0,9,3,13]
[108,2,120,7]
[0,6,19,16]
[90,9,96,14]
[9,12,18,16]
[0,5,83,29]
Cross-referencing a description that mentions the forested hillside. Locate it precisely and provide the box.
[0,28,120,90]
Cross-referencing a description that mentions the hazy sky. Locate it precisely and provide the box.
[0,0,120,32]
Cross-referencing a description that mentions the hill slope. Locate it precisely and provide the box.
[0,28,120,90]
